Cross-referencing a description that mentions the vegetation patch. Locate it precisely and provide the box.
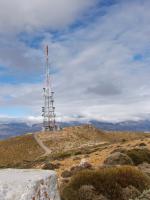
[127,148,150,165]
[130,189,150,200]
[61,166,150,200]
[0,134,44,167]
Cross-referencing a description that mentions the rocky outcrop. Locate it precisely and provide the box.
[0,169,60,200]
[104,152,133,166]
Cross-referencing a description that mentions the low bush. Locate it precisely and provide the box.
[127,148,150,165]
[130,189,150,200]
[51,151,72,160]
[61,166,150,200]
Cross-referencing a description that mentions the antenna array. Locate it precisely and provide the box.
[42,45,57,131]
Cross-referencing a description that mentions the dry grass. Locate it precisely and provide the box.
[40,125,109,153]
[0,125,150,171]
[127,148,150,165]
[103,131,150,143]
[61,166,150,200]
[0,134,44,167]
[37,126,150,154]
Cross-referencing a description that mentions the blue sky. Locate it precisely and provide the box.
[0,0,150,123]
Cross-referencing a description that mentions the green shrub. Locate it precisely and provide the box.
[51,151,72,160]
[127,148,150,165]
[61,166,150,200]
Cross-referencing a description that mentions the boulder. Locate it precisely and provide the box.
[104,152,133,166]
[0,169,60,200]
[79,159,92,169]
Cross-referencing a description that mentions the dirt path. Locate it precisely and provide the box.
[33,133,51,155]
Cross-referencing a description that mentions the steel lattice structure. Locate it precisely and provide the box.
[42,45,57,131]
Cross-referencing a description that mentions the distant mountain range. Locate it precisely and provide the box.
[0,120,150,140]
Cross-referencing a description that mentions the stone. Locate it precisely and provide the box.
[79,159,92,169]
[69,160,92,177]
[0,169,60,200]
[104,152,133,166]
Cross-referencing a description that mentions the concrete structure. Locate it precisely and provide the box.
[0,169,60,200]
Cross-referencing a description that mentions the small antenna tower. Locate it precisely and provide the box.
[42,45,57,131]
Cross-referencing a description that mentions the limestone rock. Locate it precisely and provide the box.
[0,169,60,200]
[104,152,133,166]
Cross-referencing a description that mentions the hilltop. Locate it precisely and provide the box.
[0,124,150,170]
[0,125,106,167]
[1,125,150,199]
[1,120,150,140]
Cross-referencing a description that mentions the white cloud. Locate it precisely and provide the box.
[0,0,97,33]
[0,0,150,122]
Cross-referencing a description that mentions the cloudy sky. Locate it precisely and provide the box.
[0,0,150,123]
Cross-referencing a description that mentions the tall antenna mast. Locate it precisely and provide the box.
[42,45,57,131]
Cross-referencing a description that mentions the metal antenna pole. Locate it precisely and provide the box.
[42,45,57,131]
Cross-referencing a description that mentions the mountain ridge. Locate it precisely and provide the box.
[0,120,150,139]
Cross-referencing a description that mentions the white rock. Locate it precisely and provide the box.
[0,169,60,200]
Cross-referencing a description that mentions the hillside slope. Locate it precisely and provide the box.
[39,125,108,153]
[0,134,44,167]
[0,125,149,169]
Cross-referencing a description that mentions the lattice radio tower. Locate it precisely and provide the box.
[42,45,57,131]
